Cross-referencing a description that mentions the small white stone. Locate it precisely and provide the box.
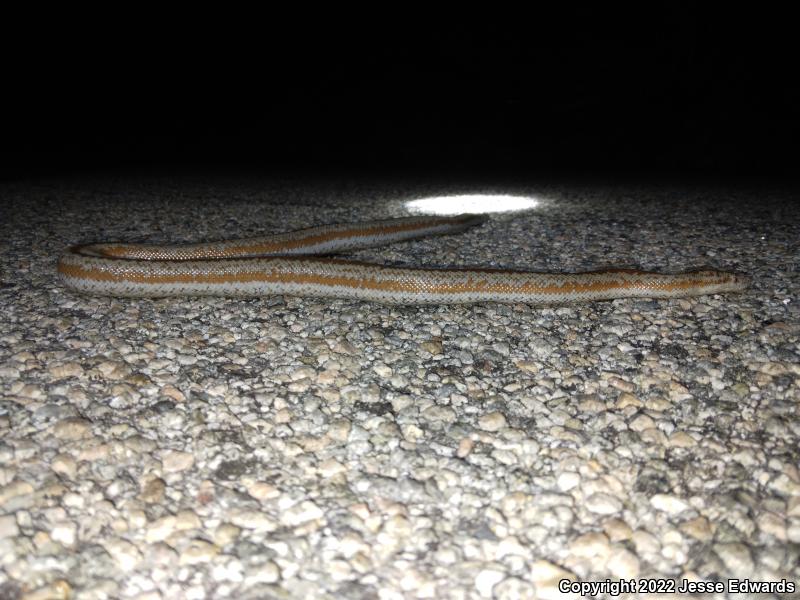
[280,500,324,527]
[606,546,640,578]
[104,538,142,572]
[514,360,540,373]
[175,509,201,531]
[372,363,393,378]
[247,481,280,500]
[756,512,787,541]
[211,558,244,583]
[243,560,281,585]
[787,522,800,543]
[457,437,475,458]
[0,514,19,538]
[381,514,411,538]
[229,509,277,532]
[318,459,346,478]
[51,521,77,546]
[494,577,537,599]
[679,516,713,541]
[714,542,753,577]
[661,542,687,564]
[475,568,505,598]
[650,494,690,515]
[421,406,457,424]
[378,588,405,600]
[62,492,85,508]
[213,523,241,546]
[49,362,85,378]
[495,536,528,560]
[556,472,580,492]
[603,518,633,541]
[52,417,92,440]
[569,532,610,559]
[50,455,77,478]
[146,515,177,542]
[0,481,34,508]
[179,539,220,565]
[529,560,576,600]
[632,530,661,556]
[185,585,206,600]
[328,559,354,582]
[19,580,72,600]
[628,413,655,431]
[162,450,194,472]
[478,412,508,432]
[585,493,622,515]
[289,366,316,381]
[668,431,697,448]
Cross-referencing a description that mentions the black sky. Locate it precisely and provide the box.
[3,7,797,181]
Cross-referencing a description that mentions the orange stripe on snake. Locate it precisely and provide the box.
[57,215,747,304]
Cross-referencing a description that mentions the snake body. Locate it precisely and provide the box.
[58,214,747,304]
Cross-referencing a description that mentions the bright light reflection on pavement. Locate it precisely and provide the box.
[405,194,538,215]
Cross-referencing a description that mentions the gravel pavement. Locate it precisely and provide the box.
[0,176,798,599]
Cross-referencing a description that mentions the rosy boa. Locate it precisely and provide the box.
[57,214,747,304]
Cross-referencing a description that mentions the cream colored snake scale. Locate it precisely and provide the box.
[58,214,747,304]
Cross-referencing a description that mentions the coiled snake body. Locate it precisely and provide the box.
[58,214,747,304]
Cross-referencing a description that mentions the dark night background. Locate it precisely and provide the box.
[3,7,797,183]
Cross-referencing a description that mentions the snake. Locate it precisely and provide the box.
[57,214,747,304]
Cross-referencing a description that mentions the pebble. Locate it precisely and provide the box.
[606,546,640,578]
[175,509,201,530]
[714,542,754,577]
[243,560,281,585]
[146,516,176,543]
[279,500,324,527]
[229,509,277,532]
[317,459,346,478]
[529,560,576,600]
[679,516,713,541]
[213,523,241,546]
[757,511,787,540]
[584,493,623,515]
[569,532,610,559]
[628,413,655,432]
[140,477,167,503]
[478,412,507,432]
[50,455,77,478]
[556,472,580,492]
[19,579,72,600]
[493,577,536,599]
[247,481,280,500]
[78,442,110,462]
[50,521,77,546]
[668,431,697,448]
[0,481,34,507]
[103,537,142,572]
[650,494,690,515]
[456,437,474,458]
[179,539,220,565]
[632,530,661,556]
[211,557,245,582]
[48,362,84,378]
[475,568,505,598]
[161,451,195,472]
[52,417,93,440]
[603,518,633,542]
[0,514,19,538]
